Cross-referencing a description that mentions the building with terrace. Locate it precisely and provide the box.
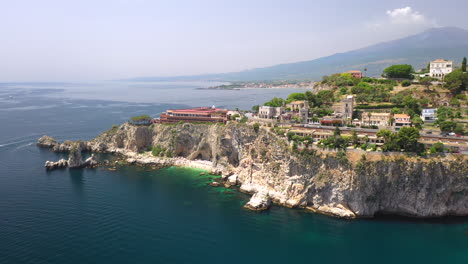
[158,107,228,124]
[258,106,285,119]
[394,114,411,129]
[361,112,391,127]
[421,108,437,122]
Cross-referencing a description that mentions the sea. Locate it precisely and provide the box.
[0,81,466,264]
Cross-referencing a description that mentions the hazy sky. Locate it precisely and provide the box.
[1,0,468,82]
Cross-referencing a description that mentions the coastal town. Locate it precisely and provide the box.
[131,58,468,154]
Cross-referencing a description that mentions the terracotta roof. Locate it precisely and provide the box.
[347,70,362,73]
[394,114,410,118]
[167,107,227,113]
[433,59,448,62]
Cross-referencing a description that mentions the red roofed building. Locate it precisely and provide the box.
[158,107,228,124]
[346,70,363,79]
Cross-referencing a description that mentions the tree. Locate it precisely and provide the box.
[401,80,412,87]
[411,116,424,129]
[333,126,341,136]
[439,121,457,132]
[397,127,420,152]
[286,93,306,103]
[264,97,284,107]
[454,124,466,135]
[430,142,444,154]
[316,90,335,106]
[252,105,260,112]
[383,64,414,79]
[462,57,467,72]
[444,69,468,95]
[351,130,359,146]
[450,98,461,107]
[403,95,422,116]
[419,76,435,91]
[252,123,260,133]
[377,129,399,152]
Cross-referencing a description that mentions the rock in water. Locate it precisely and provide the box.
[210,182,221,187]
[83,154,98,168]
[227,174,238,185]
[244,192,271,211]
[37,135,58,148]
[68,143,83,168]
[44,159,68,170]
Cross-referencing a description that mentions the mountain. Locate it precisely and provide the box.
[130,27,468,82]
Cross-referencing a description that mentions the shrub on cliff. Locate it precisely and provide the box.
[151,145,167,157]
[252,123,260,133]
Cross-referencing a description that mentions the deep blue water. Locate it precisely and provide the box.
[0,82,467,263]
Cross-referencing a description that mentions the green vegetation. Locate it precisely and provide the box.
[444,69,468,95]
[430,142,445,154]
[355,104,404,109]
[285,93,307,103]
[352,82,392,103]
[382,64,414,79]
[419,76,436,91]
[377,127,424,153]
[252,123,260,133]
[131,115,151,122]
[462,57,467,72]
[151,145,167,157]
[401,80,412,87]
[264,97,284,107]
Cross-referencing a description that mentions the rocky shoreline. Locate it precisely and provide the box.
[37,122,468,219]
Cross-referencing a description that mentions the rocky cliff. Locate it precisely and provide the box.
[39,123,468,218]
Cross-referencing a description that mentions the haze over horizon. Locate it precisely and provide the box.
[2,0,468,82]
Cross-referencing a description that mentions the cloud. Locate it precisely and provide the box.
[385,7,427,25]
[365,6,437,40]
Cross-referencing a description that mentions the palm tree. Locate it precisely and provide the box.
[367,112,372,126]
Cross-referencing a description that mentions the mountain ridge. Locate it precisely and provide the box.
[129,27,468,82]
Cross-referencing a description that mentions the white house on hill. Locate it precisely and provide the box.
[430,59,453,79]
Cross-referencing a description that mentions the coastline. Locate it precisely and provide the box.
[37,122,468,219]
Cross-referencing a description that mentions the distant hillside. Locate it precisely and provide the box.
[130,27,468,82]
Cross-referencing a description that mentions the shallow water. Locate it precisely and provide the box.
[0,82,466,263]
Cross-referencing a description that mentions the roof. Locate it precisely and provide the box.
[364,112,391,116]
[347,70,362,74]
[394,114,410,118]
[167,107,227,113]
[289,100,307,105]
[432,59,452,63]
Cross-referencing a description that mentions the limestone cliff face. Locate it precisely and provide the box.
[67,123,468,218]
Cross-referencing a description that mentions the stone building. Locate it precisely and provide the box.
[258,106,285,119]
[361,112,391,127]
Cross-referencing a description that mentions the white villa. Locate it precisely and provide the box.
[430,59,453,79]
[421,108,437,122]
[258,106,285,119]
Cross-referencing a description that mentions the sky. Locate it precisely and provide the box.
[1,0,468,82]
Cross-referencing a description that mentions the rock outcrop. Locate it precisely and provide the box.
[68,143,83,168]
[244,192,271,211]
[45,159,68,170]
[43,142,98,170]
[37,122,468,218]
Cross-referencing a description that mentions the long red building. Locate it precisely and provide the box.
[157,107,228,124]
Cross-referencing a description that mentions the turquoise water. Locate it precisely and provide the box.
[0,82,467,263]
